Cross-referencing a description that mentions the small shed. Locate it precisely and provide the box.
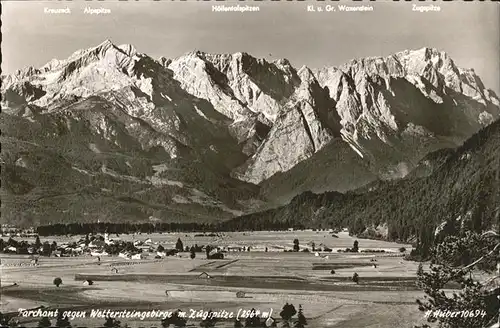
[198,272,211,279]
[236,291,246,298]
[131,253,146,260]
[82,279,94,286]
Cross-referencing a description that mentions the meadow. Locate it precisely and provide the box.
[0,231,429,327]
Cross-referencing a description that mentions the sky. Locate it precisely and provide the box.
[2,1,499,93]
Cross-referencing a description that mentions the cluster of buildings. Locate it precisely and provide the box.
[2,231,272,260]
[0,224,36,238]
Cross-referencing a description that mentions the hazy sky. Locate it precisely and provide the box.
[2,1,499,93]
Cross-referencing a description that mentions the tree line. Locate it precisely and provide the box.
[35,221,305,237]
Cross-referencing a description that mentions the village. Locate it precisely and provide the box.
[0,231,234,261]
[0,227,391,263]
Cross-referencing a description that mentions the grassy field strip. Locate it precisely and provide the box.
[0,258,165,273]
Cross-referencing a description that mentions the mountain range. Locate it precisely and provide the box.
[1,40,499,226]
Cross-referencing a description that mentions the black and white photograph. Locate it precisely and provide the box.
[1,1,499,327]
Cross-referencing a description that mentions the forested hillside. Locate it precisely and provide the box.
[222,119,500,252]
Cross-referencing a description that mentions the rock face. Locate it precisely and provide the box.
[233,66,342,183]
[313,47,500,179]
[167,51,299,155]
[1,41,499,224]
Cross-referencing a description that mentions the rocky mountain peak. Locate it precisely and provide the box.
[232,51,249,59]
[297,65,316,84]
[309,47,500,182]
[158,56,172,68]
[0,40,170,111]
[183,49,205,58]
[100,38,114,46]
[403,47,444,60]
[274,58,291,65]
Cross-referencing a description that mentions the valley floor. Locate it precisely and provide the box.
[0,231,428,328]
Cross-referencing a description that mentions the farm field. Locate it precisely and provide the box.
[0,231,428,327]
